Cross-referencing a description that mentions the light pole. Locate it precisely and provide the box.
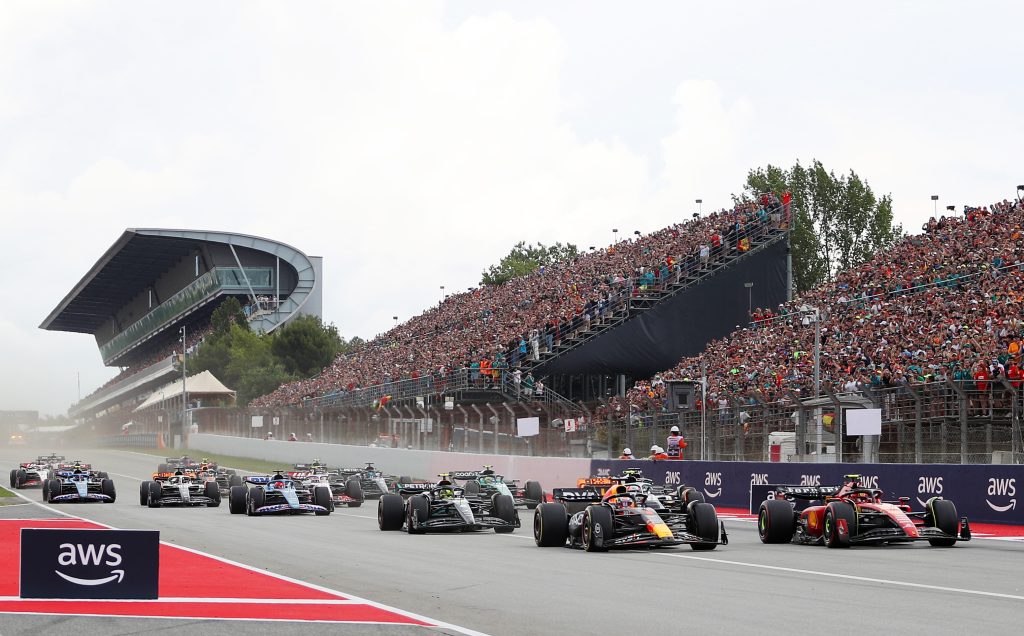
[700,360,707,461]
[612,228,618,245]
[696,199,702,216]
[393,316,398,328]
[439,285,445,305]
[930,194,938,216]
[744,282,754,317]
[180,325,187,445]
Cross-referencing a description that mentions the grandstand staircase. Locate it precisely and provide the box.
[518,226,789,381]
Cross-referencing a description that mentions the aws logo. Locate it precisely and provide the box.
[750,474,769,486]
[916,476,943,508]
[703,472,722,498]
[56,543,124,586]
[986,478,1017,513]
[799,475,821,486]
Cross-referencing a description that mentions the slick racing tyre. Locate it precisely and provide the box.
[524,481,544,509]
[679,486,705,507]
[378,494,405,530]
[925,497,959,547]
[406,496,429,534]
[41,479,50,502]
[582,505,614,552]
[464,480,480,495]
[534,503,569,547]
[96,472,109,480]
[9,469,16,489]
[140,481,151,506]
[824,502,856,548]
[689,502,720,551]
[229,474,243,488]
[205,481,221,507]
[758,499,796,544]
[16,469,26,489]
[247,487,265,516]
[100,479,116,503]
[314,486,333,515]
[228,485,247,514]
[492,494,516,533]
[345,479,364,507]
[47,479,61,503]
[147,481,163,508]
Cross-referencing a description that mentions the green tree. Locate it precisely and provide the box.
[210,297,249,335]
[223,326,294,404]
[480,241,580,286]
[271,314,343,377]
[739,159,902,293]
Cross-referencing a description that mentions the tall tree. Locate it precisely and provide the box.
[210,297,249,335]
[739,159,902,293]
[480,241,580,286]
[271,315,343,377]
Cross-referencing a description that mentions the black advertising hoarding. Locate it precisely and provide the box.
[20,528,159,599]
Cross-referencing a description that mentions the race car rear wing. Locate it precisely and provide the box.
[749,484,842,513]
[449,471,480,480]
[396,483,433,495]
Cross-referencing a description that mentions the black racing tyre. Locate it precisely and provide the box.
[582,505,614,552]
[678,486,705,507]
[47,479,61,503]
[345,479,364,507]
[533,503,569,547]
[399,475,412,485]
[758,499,796,544]
[228,485,247,514]
[464,480,480,495]
[824,501,856,548]
[140,481,150,506]
[229,474,243,488]
[41,479,50,502]
[492,494,516,533]
[689,502,720,551]
[101,479,116,503]
[9,469,16,488]
[407,495,429,534]
[524,481,544,509]
[247,487,265,516]
[314,486,332,515]
[378,494,405,530]
[204,481,221,507]
[926,497,959,547]
[158,464,169,474]
[147,481,163,508]
[97,471,109,480]
[16,469,26,488]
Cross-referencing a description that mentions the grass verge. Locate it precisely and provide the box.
[0,484,24,505]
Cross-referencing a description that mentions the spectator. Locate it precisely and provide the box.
[649,445,669,460]
[619,447,634,459]
[665,426,687,459]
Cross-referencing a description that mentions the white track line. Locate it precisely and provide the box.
[0,596,362,604]
[658,552,1024,602]
[7,489,490,636]
[0,611,435,626]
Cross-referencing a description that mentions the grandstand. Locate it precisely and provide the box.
[41,229,322,434]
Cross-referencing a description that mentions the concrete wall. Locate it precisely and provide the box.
[188,433,591,488]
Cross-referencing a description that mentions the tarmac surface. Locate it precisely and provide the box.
[2,447,1024,635]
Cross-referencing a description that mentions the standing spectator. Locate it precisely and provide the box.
[523,372,535,397]
[665,425,687,459]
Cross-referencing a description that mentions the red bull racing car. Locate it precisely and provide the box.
[533,482,727,552]
[757,474,971,548]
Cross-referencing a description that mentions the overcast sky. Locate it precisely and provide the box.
[2,1,1021,416]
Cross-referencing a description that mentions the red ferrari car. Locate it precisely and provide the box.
[757,474,970,548]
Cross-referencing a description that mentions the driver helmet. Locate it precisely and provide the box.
[274,481,285,489]
[481,475,496,485]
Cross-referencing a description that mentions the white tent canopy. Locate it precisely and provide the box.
[133,370,235,412]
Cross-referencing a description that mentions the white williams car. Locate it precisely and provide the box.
[140,472,221,508]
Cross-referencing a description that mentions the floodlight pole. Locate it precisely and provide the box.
[701,361,707,461]
[811,306,822,463]
[180,325,187,445]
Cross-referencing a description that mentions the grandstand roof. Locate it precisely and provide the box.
[41,229,202,333]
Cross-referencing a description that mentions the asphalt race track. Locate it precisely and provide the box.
[3,447,1024,635]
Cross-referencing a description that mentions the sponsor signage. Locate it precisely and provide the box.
[590,459,1024,525]
[20,529,159,599]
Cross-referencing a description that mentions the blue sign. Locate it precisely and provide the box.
[20,528,159,599]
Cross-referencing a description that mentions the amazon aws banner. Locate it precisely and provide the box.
[589,460,1024,525]
[20,529,159,599]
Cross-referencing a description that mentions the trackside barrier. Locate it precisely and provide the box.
[590,460,1024,525]
[99,434,164,449]
[188,434,591,492]
[188,435,1023,525]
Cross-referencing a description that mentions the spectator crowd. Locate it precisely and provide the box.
[602,197,1024,422]
[252,197,787,407]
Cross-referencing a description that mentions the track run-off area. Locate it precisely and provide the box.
[2,447,1024,635]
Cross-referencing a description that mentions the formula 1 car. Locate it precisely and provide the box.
[11,460,54,489]
[451,466,545,509]
[139,472,221,508]
[377,475,519,533]
[42,469,116,504]
[227,473,333,516]
[533,482,726,552]
[286,463,364,508]
[157,456,216,473]
[757,474,971,548]
[336,463,399,499]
